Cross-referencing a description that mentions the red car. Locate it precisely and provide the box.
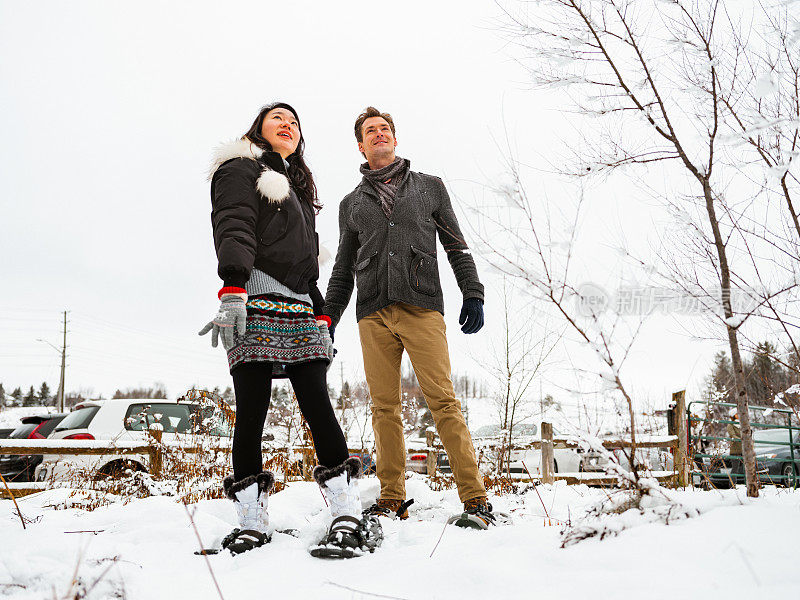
[0,414,67,481]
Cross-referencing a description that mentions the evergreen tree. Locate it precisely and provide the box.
[0,383,5,406]
[747,341,793,407]
[699,351,734,446]
[10,387,22,407]
[23,386,37,407]
[38,382,52,406]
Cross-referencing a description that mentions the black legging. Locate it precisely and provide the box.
[230,360,349,481]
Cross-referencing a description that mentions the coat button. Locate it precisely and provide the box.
[389,251,395,256]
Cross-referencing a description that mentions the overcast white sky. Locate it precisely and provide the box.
[0,1,727,407]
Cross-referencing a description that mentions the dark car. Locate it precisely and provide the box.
[0,428,14,439]
[436,452,451,474]
[349,452,376,475]
[0,414,67,482]
[696,428,800,488]
[752,428,800,487]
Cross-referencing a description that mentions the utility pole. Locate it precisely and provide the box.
[37,309,68,412]
[57,311,68,412]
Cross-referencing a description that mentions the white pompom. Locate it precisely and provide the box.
[256,169,291,203]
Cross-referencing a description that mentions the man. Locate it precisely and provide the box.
[323,107,495,528]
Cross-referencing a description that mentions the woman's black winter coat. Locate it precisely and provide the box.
[208,138,324,312]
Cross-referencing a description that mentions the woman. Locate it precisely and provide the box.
[200,102,380,558]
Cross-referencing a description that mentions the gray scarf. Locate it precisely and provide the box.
[360,157,410,218]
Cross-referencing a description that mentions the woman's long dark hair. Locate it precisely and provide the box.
[244,103,321,212]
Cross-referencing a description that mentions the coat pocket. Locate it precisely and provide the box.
[356,249,379,301]
[410,245,437,296]
[258,208,289,245]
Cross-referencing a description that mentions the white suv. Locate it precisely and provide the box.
[36,398,232,481]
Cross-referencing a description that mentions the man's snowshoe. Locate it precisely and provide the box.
[309,514,384,559]
[447,497,506,530]
[363,498,414,520]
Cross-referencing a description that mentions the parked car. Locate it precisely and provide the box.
[406,450,429,474]
[505,443,583,477]
[696,427,800,488]
[0,428,15,439]
[349,451,376,475]
[404,450,450,475]
[436,452,451,474]
[0,413,67,481]
[36,399,232,481]
[582,446,675,474]
[753,428,800,487]
[405,437,429,474]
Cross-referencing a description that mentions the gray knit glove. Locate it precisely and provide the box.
[198,295,247,350]
[318,322,334,370]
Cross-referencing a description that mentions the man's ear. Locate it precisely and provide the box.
[358,141,365,155]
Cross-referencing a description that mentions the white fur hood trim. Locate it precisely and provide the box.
[208,138,291,204]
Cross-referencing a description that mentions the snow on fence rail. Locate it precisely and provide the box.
[0,423,683,499]
[411,426,681,486]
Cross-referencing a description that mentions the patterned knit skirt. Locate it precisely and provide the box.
[226,294,329,377]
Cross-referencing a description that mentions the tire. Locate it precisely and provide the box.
[95,460,145,479]
[781,463,798,489]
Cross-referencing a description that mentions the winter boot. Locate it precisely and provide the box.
[221,471,274,554]
[310,457,383,558]
[447,496,503,530]
[364,497,414,520]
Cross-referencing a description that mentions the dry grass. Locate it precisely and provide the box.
[38,389,314,510]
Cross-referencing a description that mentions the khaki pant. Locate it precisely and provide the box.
[358,302,486,503]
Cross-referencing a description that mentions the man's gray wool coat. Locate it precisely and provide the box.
[323,168,484,326]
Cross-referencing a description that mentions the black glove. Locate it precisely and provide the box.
[459,298,484,334]
[329,324,335,343]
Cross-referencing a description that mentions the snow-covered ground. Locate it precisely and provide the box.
[2,478,798,599]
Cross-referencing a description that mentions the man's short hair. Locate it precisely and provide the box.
[354,107,396,143]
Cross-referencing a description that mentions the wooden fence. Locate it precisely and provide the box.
[0,423,683,499]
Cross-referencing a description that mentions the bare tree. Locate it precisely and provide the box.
[716,3,800,243]
[469,162,649,483]
[267,384,303,447]
[495,0,800,497]
[486,277,561,473]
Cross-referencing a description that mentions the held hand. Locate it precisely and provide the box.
[459,297,484,334]
[318,322,334,371]
[198,295,247,350]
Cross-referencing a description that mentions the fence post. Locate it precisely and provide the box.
[541,422,555,484]
[425,430,437,476]
[148,425,163,477]
[673,390,688,487]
